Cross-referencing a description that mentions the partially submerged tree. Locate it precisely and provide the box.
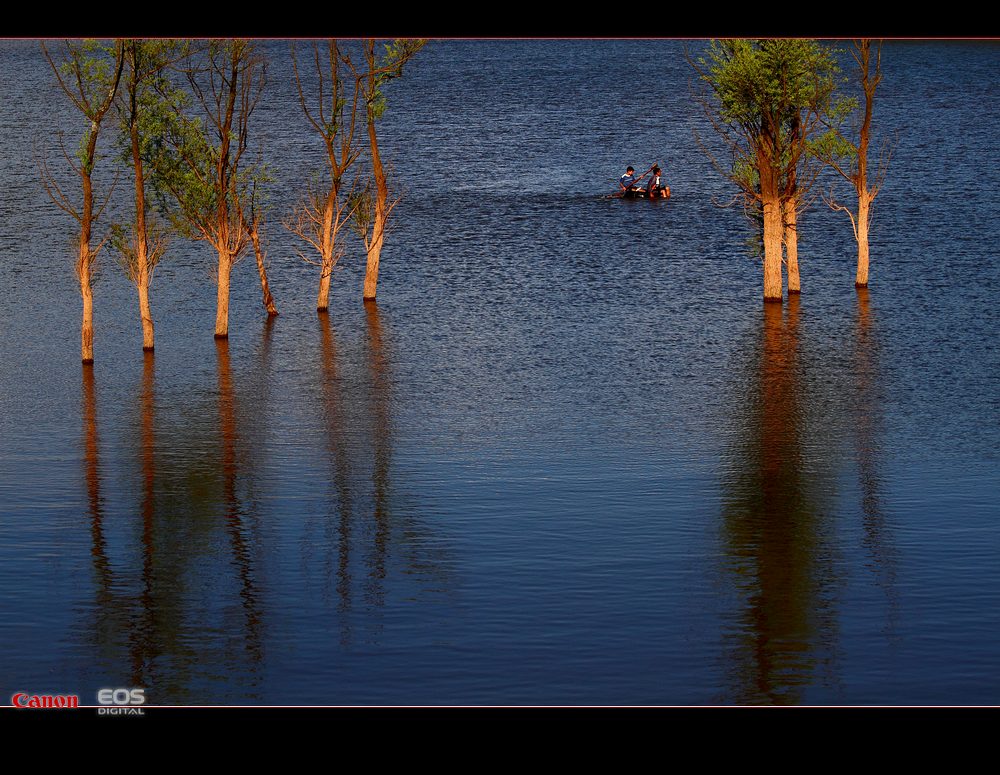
[287,40,364,313]
[39,40,125,363]
[692,39,840,301]
[348,38,426,301]
[241,170,278,316]
[812,40,891,288]
[151,39,271,338]
[109,39,185,352]
[782,114,804,293]
[780,109,834,294]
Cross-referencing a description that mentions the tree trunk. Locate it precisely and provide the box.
[215,252,232,339]
[138,280,154,351]
[44,43,122,365]
[363,213,385,301]
[79,242,95,364]
[758,139,783,303]
[855,40,876,290]
[130,199,151,350]
[79,145,96,363]
[784,112,802,295]
[856,192,871,287]
[250,228,278,316]
[317,261,332,313]
[364,116,387,301]
[318,190,336,312]
[761,193,784,303]
[130,51,155,352]
[214,47,239,339]
[785,200,800,294]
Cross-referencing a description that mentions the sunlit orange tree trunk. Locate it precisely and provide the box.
[361,81,389,302]
[782,95,839,295]
[782,113,801,294]
[781,113,812,295]
[814,40,891,288]
[758,134,784,301]
[39,40,125,363]
[286,40,364,312]
[244,197,278,316]
[348,39,425,301]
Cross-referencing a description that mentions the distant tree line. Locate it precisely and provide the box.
[40,38,425,363]
[691,38,891,302]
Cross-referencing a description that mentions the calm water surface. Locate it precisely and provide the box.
[0,40,998,705]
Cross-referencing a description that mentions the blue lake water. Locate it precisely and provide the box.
[0,40,998,705]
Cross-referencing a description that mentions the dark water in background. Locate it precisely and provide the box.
[0,40,998,705]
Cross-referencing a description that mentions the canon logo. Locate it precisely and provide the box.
[11,693,80,709]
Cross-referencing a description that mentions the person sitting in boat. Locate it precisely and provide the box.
[620,166,638,193]
[646,165,670,199]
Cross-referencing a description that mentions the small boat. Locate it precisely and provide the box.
[621,186,670,200]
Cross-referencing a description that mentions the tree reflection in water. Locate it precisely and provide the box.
[317,301,395,645]
[853,289,898,638]
[77,306,453,700]
[365,300,391,615]
[82,362,114,643]
[80,328,273,701]
[718,297,839,704]
[318,310,355,646]
[216,338,265,668]
[133,351,157,686]
[315,302,452,649]
[81,358,163,688]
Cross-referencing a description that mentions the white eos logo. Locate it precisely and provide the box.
[97,688,146,714]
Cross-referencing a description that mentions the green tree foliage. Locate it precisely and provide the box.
[365,39,426,120]
[108,40,185,283]
[144,39,270,337]
[149,40,267,246]
[45,40,124,174]
[696,38,842,214]
[692,39,842,299]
